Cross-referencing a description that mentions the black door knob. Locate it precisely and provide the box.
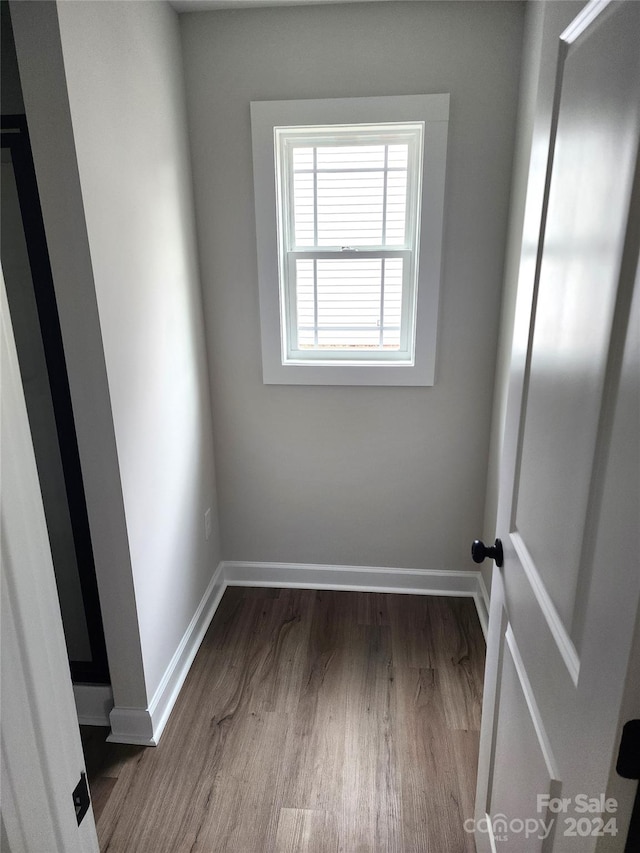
[471,538,504,567]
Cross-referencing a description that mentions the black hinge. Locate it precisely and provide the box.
[616,720,640,853]
[617,720,640,780]
[72,772,90,826]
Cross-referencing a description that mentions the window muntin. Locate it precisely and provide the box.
[275,124,424,364]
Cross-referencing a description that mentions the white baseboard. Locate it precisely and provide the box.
[148,561,226,743]
[107,561,226,746]
[223,560,482,595]
[108,706,155,746]
[223,560,489,633]
[106,559,489,746]
[73,683,114,726]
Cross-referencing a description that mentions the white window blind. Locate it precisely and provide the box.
[291,143,409,247]
[276,124,423,363]
[295,256,403,350]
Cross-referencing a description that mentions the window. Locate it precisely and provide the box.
[251,95,449,385]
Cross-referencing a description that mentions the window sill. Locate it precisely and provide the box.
[261,356,436,386]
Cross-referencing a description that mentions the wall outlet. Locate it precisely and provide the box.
[204,507,212,541]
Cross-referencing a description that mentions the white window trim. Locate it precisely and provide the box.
[250,94,449,386]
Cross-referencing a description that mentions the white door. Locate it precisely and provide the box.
[475,1,640,851]
[1,269,99,853]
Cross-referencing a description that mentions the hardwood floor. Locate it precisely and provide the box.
[81,588,485,852]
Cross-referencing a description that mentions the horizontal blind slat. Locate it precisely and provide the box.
[293,142,409,249]
[295,256,404,352]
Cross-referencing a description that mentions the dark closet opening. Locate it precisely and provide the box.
[2,114,109,685]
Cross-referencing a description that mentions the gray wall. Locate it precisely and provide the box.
[11,0,148,708]
[181,0,525,571]
[55,0,221,699]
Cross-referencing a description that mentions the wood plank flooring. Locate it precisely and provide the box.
[81,588,485,852]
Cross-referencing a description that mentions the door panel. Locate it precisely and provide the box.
[490,626,557,852]
[514,0,640,640]
[476,2,640,850]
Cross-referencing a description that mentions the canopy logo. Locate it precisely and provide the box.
[464,797,618,842]
[463,815,554,841]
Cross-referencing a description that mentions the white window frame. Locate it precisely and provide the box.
[251,94,449,386]
[279,124,422,363]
